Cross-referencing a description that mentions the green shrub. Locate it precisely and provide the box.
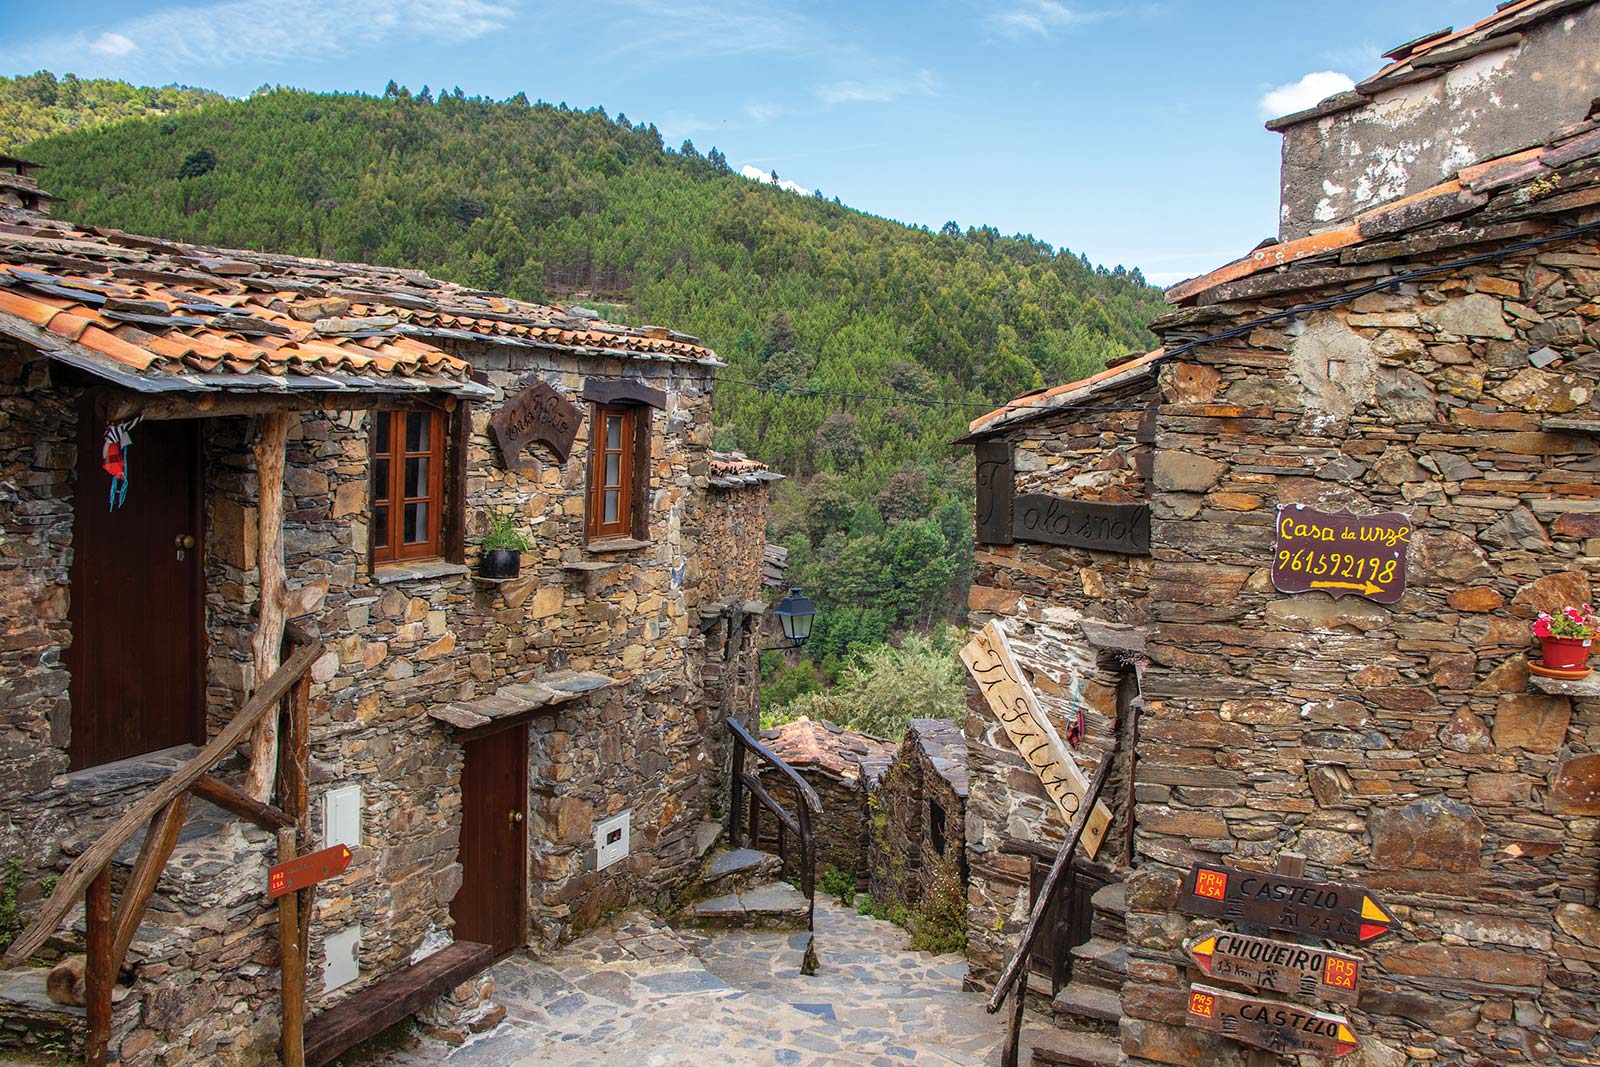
[909,862,967,956]
[855,894,909,927]
[818,865,856,906]
[0,860,22,954]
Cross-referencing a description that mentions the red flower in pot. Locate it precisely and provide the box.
[1533,604,1597,672]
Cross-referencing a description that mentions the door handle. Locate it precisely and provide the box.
[508,811,524,823]
[174,533,196,560]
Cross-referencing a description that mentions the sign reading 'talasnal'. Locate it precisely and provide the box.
[1186,983,1359,1058]
[1188,930,1362,1005]
[1178,862,1395,945]
[1271,504,1410,604]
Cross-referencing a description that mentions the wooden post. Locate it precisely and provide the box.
[1242,852,1308,1067]
[278,827,306,1067]
[110,795,189,972]
[246,411,292,801]
[85,868,113,1067]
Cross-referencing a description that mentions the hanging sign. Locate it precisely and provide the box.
[1271,504,1409,604]
[1188,930,1362,1005]
[1179,862,1395,945]
[1013,494,1151,555]
[1186,983,1359,1058]
[960,621,1112,857]
[268,844,352,899]
[489,381,581,466]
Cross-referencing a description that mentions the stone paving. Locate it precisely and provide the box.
[377,898,1052,1067]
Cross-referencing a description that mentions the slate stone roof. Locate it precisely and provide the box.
[964,348,1162,438]
[0,197,718,399]
[708,451,782,489]
[905,718,969,797]
[759,717,895,785]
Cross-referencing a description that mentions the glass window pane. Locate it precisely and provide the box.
[405,456,429,499]
[606,415,622,450]
[373,506,389,547]
[404,501,428,544]
[406,411,430,453]
[374,411,390,454]
[604,453,620,487]
[604,490,619,524]
[373,459,390,503]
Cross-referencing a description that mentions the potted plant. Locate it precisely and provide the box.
[1532,603,1597,676]
[478,509,533,579]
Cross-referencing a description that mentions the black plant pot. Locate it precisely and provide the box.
[479,549,522,579]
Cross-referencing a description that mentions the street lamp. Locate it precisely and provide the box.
[767,587,815,650]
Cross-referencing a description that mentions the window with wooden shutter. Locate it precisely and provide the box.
[586,403,647,542]
[371,408,446,563]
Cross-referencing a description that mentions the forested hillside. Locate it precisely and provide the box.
[14,79,1165,697]
[1,72,222,145]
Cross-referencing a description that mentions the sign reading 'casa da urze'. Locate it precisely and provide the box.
[1272,504,1410,604]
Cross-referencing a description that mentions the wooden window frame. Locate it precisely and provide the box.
[584,402,650,543]
[370,406,449,565]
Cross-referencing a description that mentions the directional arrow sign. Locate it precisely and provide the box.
[1179,862,1395,945]
[1188,930,1362,1005]
[268,844,352,899]
[1186,983,1359,1058]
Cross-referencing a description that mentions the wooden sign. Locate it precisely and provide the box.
[1186,983,1358,1058]
[1013,494,1150,555]
[1179,863,1395,945]
[974,440,1014,546]
[960,621,1112,857]
[489,381,581,466]
[268,844,351,899]
[1272,504,1409,604]
[1188,931,1361,1005]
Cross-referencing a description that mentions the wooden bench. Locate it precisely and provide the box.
[302,940,492,1066]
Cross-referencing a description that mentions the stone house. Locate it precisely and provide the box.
[0,187,775,1066]
[964,4,1600,1065]
[758,716,894,881]
[865,718,969,909]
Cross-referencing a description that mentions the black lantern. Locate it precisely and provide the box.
[770,587,815,648]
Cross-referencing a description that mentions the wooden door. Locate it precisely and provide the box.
[452,725,528,956]
[67,412,204,770]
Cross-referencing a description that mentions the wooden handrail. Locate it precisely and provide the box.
[3,628,322,966]
[726,717,820,937]
[727,717,822,813]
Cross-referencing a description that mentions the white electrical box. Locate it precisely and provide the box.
[595,810,630,870]
[324,784,361,850]
[323,925,361,992]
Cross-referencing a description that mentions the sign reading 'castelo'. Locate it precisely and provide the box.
[1271,504,1410,604]
[1186,983,1359,1058]
[1179,862,1395,945]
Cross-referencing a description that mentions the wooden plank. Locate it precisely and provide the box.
[1188,983,1359,1058]
[974,440,1014,546]
[2,634,323,965]
[303,941,493,1067]
[191,773,293,831]
[1189,930,1361,1006]
[110,794,190,972]
[278,829,306,1067]
[1012,494,1150,555]
[85,869,113,1067]
[1178,860,1396,946]
[269,845,352,899]
[580,378,666,410]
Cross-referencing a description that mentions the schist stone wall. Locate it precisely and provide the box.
[866,718,969,908]
[758,717,894,880]
[0,337,766,1065]
[1122,239,1600,1066]
[1273,3,1600,240]
[963,390,1154,984]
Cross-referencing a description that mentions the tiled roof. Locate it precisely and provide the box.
[1164,114,1600,307]
[964,348,1163,438]
[759,717,895,784]
[709,451,782,489]
[0,205,718,399]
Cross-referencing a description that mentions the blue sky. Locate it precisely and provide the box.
[5,0,1496,286]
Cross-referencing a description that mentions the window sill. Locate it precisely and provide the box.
[583,538,650,554]
[373,560,470,585]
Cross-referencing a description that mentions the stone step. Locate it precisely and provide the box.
[1051,982,1121,1025]
[0,966,140,1060]
[1030,1029,1124,1067]
[701,847,783,896]
[690,881,810,930]
[1069,937,1127,976]
[1089,882,1126,918]
[694,820,724,860]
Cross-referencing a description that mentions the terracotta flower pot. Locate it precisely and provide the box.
[1539,635,1592,670]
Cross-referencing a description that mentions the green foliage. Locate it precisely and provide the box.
[757,655,823,725]
[0,859,22,954]
[818,865,857,906]
[176,147,216,179]
[908,862,968,956]
[855,894,909,927]
[479,509,534,552]
[765,631,965,738]
[0,72,222,145]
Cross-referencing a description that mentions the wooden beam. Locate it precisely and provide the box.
[191,773,292,832]
[246,411,292,802]
[110,794,189,973]
[2,635,322,965]
[85,869,113,1067]
[278,828,306,1067]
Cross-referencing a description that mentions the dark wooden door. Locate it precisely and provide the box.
[452,725,528,956]
[67,412,204,770]
[1030,858,1116,994]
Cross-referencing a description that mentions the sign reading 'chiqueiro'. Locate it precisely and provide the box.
[1179,862,1395,945]
[1271,504,1410,604]
[1188,930,1362,1005]
[1186,983,1359,1058]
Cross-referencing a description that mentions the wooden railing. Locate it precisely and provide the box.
[726,717,822,932]
[986,755,1114,1067]
[3,623,324,1067]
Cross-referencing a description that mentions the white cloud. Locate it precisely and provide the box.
[14,0,516,73]
[89,33,137,57]
[739,164,812,195]
[817,69,935,105]
[744,101,782,124]
[606,0,816,58]
[989,1,1098,39]
[1258,71,1356,119]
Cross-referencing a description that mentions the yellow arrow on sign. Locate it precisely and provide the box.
[1311,579,1381,596]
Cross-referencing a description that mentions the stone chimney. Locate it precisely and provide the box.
[0,153,62,216]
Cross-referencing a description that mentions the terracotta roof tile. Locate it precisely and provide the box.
[967,348,1164,436]
[758,717,895,784]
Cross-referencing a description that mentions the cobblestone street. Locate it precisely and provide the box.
[376,900,1044,1067]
